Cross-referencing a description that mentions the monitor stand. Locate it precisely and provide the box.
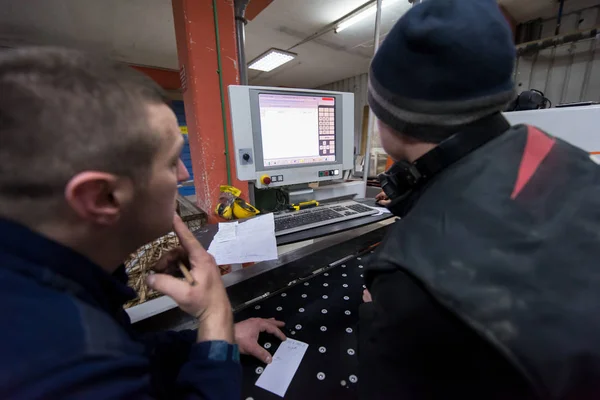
[284,185,315,205]
[248,182,257,206]
[251,179,366,212]
[279,182,362,205]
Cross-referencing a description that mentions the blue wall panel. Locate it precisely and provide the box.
[171,101,195,196]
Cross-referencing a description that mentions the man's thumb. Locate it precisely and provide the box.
[247,343,272,364]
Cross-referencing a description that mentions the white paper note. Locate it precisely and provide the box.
[215,222,238,243]
[207,213,278,265]
[255,339,309,397]
[370,205,391,216]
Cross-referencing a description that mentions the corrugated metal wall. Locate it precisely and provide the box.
[318,5,600,149]
[515,6,600,106]
[171,100,195,197]
[317,74,369,153]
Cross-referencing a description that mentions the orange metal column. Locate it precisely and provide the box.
[245,0,274,21]
[130,66,181,91]
[172,0,248,222]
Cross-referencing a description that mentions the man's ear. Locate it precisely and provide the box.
[65,172,134,225]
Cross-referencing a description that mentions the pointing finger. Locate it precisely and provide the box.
[266,318,286,328]
[261,320,287,341]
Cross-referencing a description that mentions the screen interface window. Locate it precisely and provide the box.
[258,93,336,168]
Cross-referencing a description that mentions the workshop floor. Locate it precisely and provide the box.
[235,251,373,400]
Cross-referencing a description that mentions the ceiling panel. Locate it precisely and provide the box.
[0,0,597,90]
[246,0,412,88]
[0,0,178,69]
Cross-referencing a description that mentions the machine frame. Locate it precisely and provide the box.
[228,85,355,189]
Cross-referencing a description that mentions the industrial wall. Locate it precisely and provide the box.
[318,5,600,151]
[515,6,600,106]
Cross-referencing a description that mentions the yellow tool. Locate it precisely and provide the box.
[289,200,319,211]
[215,185,260,220]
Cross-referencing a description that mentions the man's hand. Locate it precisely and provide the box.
[363,289,373,303]
[235,318,286,364]
[147,214,234,344]
[375,191,391,207]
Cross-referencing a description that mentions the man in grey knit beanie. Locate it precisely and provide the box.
[359,0,600,399]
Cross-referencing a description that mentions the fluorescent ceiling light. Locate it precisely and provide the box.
[248,48,297,72]
[335,0,400,33]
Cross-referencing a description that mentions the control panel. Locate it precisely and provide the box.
[258,171,344,187]
[318,169,340,177]
[260,175,271,185]
[259,174,285,187]
[228,86,354,190]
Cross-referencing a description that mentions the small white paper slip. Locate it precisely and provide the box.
[215,222,238,243]
[208,213,277,265]
[370,205,391,216]
[255,338,309,397]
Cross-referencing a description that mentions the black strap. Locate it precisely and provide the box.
[379,113,511,218]
[413,113,511,182]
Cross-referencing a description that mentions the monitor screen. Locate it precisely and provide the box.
[258,93,336,168]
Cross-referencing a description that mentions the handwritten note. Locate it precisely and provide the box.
[255,339,309,397]
[207,213,278,265]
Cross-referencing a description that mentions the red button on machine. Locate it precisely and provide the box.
[261,175,272,185]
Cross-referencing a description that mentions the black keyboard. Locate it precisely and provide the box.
[346,204,373,213]
[274,200,379,236]
[275,209,343,232]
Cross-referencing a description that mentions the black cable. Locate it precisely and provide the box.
[275,189,289,211]
[262,189,289,213]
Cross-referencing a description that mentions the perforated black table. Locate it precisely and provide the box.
[235,251,375,400]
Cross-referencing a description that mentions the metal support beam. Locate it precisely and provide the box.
[130,65,181,91]
[286,0,379,52]
[362,0,383,186]
[517,27,599,56]
[555,0,566,36]
[245,0,274,21]
[234,0,250,85]
[172,0,249,222]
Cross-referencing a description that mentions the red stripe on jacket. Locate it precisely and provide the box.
[511,126,556,200]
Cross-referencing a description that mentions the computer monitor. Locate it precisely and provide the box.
[229,86,354,189]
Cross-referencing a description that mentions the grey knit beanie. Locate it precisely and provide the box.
[368,0,517,142]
